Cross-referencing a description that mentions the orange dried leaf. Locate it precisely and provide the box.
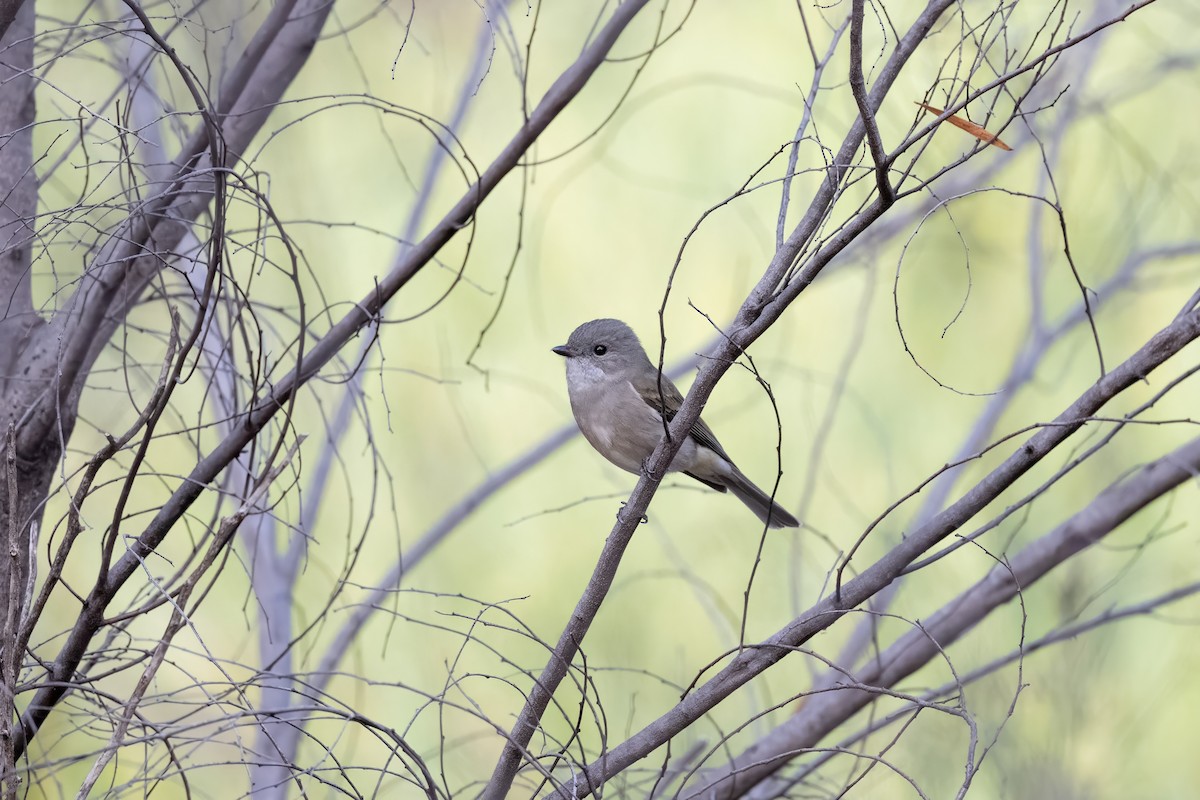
[916,102,1012,151]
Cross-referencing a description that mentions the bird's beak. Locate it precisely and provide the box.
[551,344,573,358]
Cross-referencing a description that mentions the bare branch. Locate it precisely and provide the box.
[14,0,657,758]
[76,437,304,799]
[698,434,1200,797]
[850,0,894,206]
[552,305,1200,797]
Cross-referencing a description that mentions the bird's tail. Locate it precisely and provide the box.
[725,468,799,529]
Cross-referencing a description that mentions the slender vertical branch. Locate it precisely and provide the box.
[850,0,894,205]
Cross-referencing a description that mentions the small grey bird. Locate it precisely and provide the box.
[552,318,799,528]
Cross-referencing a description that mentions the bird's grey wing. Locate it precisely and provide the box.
[629,369,731,462]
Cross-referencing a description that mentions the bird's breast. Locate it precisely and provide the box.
[564,369,698,475]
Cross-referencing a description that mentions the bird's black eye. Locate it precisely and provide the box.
[593,344,607,356]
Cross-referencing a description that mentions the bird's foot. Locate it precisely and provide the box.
[617,502,648,525]
[639,455,665,480]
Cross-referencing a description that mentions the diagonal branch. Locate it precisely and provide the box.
[75,437,304,799]
[482,1,961,795]
[10,0,328,454]
[700,433,1200,798]
[248,7,514,791]
[550,304,1200,797]
[759,579,1200,800]
[13,0,656,758]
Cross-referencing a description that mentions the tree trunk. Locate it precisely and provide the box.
[0,3,50,793]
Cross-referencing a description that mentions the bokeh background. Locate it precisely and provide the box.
[23,0,1200,796]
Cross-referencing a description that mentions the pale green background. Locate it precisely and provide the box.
[27,1,1200,797]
